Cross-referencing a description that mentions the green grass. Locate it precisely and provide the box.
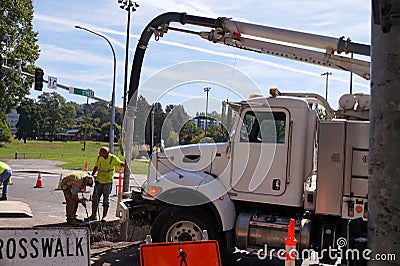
[0,139,149,175]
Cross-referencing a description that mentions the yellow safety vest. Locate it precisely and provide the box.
[0,162,11,174]
[61,172,86,190]
[94,154,122,184]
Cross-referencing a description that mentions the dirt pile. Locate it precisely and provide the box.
[89,220,150,265]
[88,220,150,243]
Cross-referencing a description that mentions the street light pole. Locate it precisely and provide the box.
[75,25,117,153]
[204,87,211,138]
[83,96,89,151]
[118,0,139,117]
[321,72,332,101]
[118,1,139,198]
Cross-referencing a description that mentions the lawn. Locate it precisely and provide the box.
[0,139,149,175]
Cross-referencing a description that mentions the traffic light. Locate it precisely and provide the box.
[34,68,44,91]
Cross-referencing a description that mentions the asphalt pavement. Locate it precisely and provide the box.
[0,159,146,227]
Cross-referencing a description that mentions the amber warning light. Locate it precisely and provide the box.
[146,186,161,197]
[269,88,281,97]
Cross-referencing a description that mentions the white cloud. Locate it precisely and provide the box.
[39,44,109,66]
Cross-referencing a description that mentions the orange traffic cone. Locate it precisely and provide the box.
[285,218,297,265]
[34,172,43,188]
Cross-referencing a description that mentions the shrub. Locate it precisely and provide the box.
[0,121,12,142]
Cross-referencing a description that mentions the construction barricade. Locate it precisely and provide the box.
[140,239,222,266]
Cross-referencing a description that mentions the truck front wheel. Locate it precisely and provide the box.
[151,206,218,242]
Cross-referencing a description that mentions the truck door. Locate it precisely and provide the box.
[231,108,289,195]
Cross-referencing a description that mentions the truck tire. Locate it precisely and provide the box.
[151,206,218,242]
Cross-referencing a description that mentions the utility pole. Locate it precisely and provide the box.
[321,72,332,101]
[369,2,400,262]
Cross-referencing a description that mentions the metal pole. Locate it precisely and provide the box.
[122,1,132,195]
[75,25,117,153]
[83,96,88,151]
[150,104,155,154]
[122,1,131,118]
[204,87,210,138]
[118,0,139,194]
[369,9,400,262]
[321,72,332,101]
[349,53,353,94]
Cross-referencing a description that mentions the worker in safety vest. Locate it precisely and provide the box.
[86,146,124,221]
[61,171,94,225]
[0,161,12,200]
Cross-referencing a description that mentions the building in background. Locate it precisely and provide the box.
[193,115,220,130]
[7,109,20,138]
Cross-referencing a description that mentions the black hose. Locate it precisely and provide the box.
[127,12,218,103]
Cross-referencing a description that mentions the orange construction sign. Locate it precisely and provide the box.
[140,240,222,266]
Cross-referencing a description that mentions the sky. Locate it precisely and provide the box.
[31,0,371,116]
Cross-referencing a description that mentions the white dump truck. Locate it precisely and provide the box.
[120,12,371,263]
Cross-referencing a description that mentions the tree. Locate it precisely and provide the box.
[165,130,178,147]
[316,106,331,120]
[0,0,40,118]
[165,105,190,133]
[161,117,173,146]
[100,122,120,142]
[79,123,95,138]
[153,102,166,146]
[205,123,229,143]
[16,98,39,141]
[0,120,12,142]
[134,95,151,144]
[115,107,123,128]
[91,101,111,126]
[179,121,203,145]
[37,92,76,139]
[69,102,84,117]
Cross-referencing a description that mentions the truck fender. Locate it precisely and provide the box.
[151,170,236,231]
[197,172,236,231]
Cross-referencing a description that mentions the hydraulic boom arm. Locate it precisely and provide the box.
[128,12,370,102]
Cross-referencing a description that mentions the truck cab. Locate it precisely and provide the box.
[228,95,317,208]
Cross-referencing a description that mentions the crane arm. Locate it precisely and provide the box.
[201,34,370,80]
